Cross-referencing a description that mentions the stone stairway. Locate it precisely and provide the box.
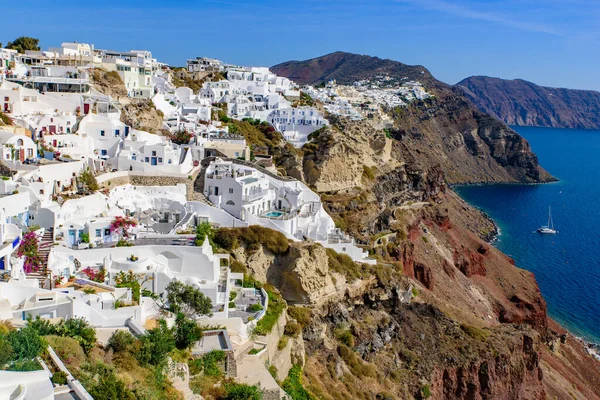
[39,228,54,267]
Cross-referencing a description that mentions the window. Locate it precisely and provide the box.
[100,130,105,136]
[101,149,107,156]
[158,157,162,163]
[95,229,102,237]
[145,157,149,162]
[226,200,235,205]
[234,152,239,157]
[229,188,233,194]
[152,151,156,156]
[168,159,172,164]
[104,228,110,236]
[16,139,23,146]
[114,129,119,137]
[27,149,33,157]
[3,97,8,102]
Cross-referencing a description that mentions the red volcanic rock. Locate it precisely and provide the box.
[400,242,415,277]
[494,294,548,330]
[477,244,489,255]
[414,263,434,290]
[430,333,545,400]
[454,248,487,277]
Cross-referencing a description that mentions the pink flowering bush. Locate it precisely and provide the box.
[110,216,137,238]
[16,231,42,273]
[81,267,106,283]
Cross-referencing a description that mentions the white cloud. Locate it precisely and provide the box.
[396,0,561,35]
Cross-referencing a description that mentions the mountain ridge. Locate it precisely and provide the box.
[271,51,554,185]
[456,75,600,129]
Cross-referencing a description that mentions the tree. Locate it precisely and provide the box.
[79,168,99,192]
[114,271,151,303]
[195,221,214,247]
[0,337,14,367]
[164,280,212,318]
[136,319,175,366]
[173,312,202,350]
[55,318,97,354]
[6,37,40,53]
[8,326,46,361]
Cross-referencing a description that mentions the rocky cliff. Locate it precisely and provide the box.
[271,52,554,184]
[456,76,600,129]
[231,112,600,398]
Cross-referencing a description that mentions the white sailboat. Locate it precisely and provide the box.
[537,206,558,234]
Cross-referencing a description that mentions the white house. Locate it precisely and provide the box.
[117,130,193,174]
[268,106,328,147]
[203,159,374,263]
[0,131,36,162]
[187,57,223,73]
[77,113,128,160]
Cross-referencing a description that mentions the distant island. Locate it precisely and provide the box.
[456,76,600,130]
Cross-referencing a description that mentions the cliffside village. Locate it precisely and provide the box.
[0,41,436,398]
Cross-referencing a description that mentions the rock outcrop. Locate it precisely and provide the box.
[457,75,600,129]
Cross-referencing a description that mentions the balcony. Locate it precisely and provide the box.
[242,189,267,204]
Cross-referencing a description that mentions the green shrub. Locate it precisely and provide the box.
[8,359,42,371]
[106,330,135,353]
[228,301,236,308]
[326,248,364,282]
[421,236,428,243]
[287,307,312,328]
[337,345,376,378]
[189,350,226,377]
[229,291,237,301]
[52,370,68,385]
[362,165,375,180]
[420,385,431,399]
[334,327,355,347]
[460,324,490,341]
[268,364,278,380]
[230,260,246,273]
[247,303,263,312]
[80,233,90,243]
[254,289,286,336]
[54,318,97,354]
[282,364,314,400]
[45,335,85,368]
[80,361,133,400]
[115,239,133,247]
[223,382,262,400]
[284,322,302,338]
[214,226,289,254]
[277,336,289,350]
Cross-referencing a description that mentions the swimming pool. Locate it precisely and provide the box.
[264,211,284,218]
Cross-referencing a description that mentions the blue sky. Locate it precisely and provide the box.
[2,0,599,90]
